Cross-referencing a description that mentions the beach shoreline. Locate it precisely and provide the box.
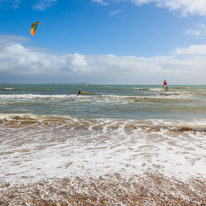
[1,85,206,205]
[1,173,206,205]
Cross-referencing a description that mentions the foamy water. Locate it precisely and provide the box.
[0,113,206,186]
[0,84,204,120]
[0,84,206,193]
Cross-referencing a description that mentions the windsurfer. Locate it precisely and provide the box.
[163,80,168,90]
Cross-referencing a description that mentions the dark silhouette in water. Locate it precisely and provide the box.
[77,90,81,95]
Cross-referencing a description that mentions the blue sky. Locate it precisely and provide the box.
[1,0,206,84]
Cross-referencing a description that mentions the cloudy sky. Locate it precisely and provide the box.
[1,0,206,84]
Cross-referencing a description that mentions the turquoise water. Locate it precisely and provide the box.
[0,84,206,120]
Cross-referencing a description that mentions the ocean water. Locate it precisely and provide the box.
[0,84,206,185]
[0,84,206,119]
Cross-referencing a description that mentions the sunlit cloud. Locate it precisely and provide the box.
[92,0,108,6]
[0,0,56,10]
[93,0,206,16]
[0,34,28,42]
[32,0,56,11]
[1,36,206,84]
[0,0,21,8]
[173,44,206,56]
[127,0,206,16]
[110,9,122,16]
[185,24,206,39]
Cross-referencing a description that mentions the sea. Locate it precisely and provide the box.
[0,84,206,204]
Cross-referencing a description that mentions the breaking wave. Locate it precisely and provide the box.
[0,112,206,186]
[1,113,206,132]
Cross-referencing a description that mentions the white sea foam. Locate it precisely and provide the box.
[0,93,192,109]
[132,87,151,90]
[3,88,14,90]
[150,88,163,92]
[99,94,192,103]
[0,114,206,185]
[0,94,77,99]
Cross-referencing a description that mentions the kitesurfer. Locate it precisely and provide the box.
[163,80,168,90]
[77,90,81,95]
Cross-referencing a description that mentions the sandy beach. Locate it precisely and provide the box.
[0,109,206,205]
[1,174,206,205]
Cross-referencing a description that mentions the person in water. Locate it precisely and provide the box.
[77,90,81,95]
[163,80,168,90]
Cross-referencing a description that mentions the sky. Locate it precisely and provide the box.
[1,0,206,84]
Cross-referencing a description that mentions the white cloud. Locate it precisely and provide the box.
[92,0,108,6]
[185,24,206,38]
[71,53,87,67]
[1,37,206,84]
[0,0,56,10]
[0,35,28,42]
[0,40,89,75]
[94,0,206,16]
[0,0,21,8]
[110,9,122,16]
[173,44,206,55]
[130,0,206,16]
[32,0,56,11]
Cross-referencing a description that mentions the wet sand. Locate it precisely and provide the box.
[0,173,206,206]
[1,114,206,205]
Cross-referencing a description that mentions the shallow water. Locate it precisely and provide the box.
[0,113,206,184]
[0,85,206,185]
[0,84,206,119]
